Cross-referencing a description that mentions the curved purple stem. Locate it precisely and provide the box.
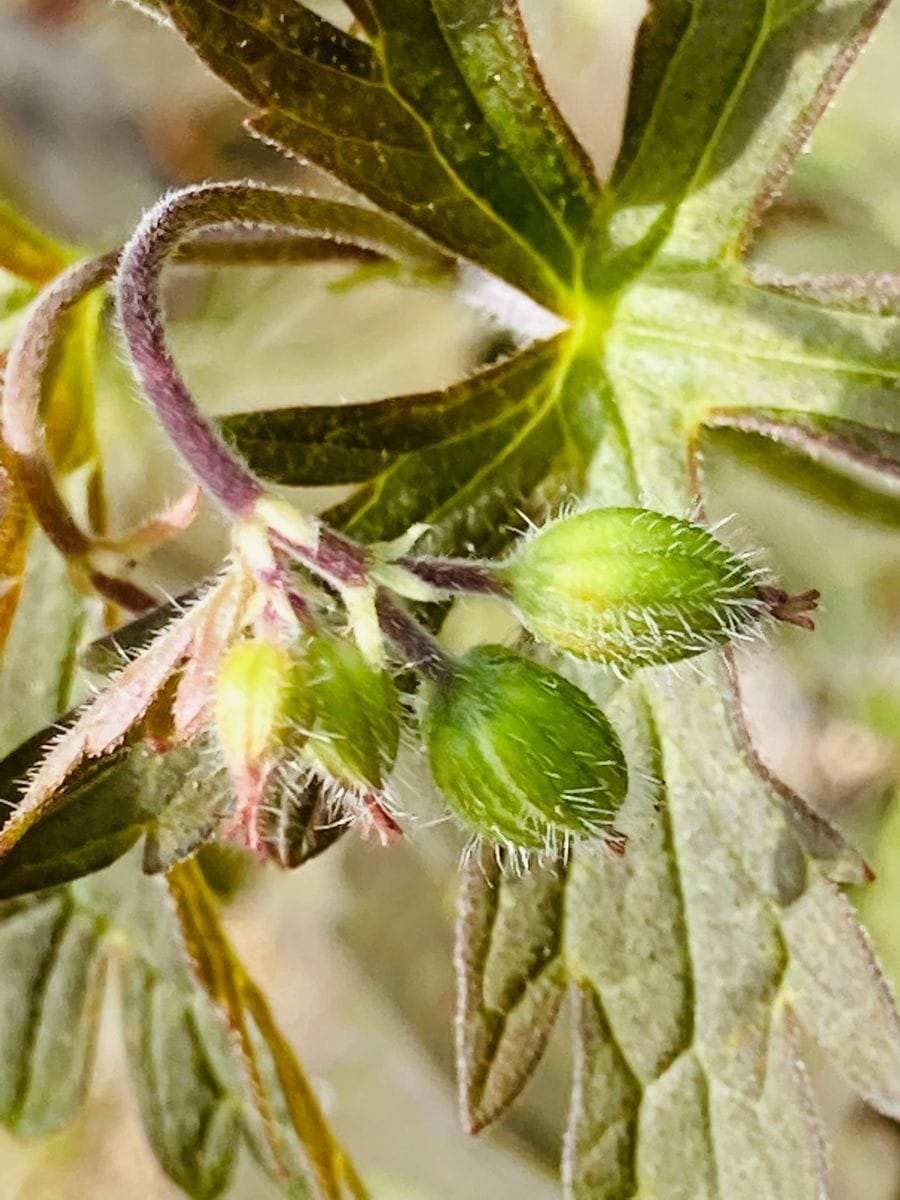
[116,182,446,518]
[117,200,263,517]
[2,251,119,556]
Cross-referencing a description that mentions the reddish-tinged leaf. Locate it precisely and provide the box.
[0,613,194,855]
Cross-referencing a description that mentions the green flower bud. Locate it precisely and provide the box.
[214,640,291,777]
[498,507,762,671]
[424,645,627,850]
[304,634,400,791]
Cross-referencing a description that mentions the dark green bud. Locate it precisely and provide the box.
[498,507,764,671]
[424,645,627,850]
[304,634,400,791]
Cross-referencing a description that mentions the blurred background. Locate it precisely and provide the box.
[0,0,898,1196]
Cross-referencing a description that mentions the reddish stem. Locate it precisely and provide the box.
[396,555,507,596]
[2,251,118,557]
[757,585,820,631]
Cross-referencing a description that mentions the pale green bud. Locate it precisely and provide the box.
[214,640,292,776]
[498,507,762,671]
[424,645,627,850]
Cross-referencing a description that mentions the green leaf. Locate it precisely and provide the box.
[557,661,893,1198]
[0,889,107,1136]
[456,848,567,1133]
[50,3,900,1197]
[0,200,72,286]
[589,0,891,283]
[0,735,139,898]
[224,333,610,549]
[222,339,563,487]
[332,345,610,547]
[0,530,86,758]
[0,730,229,898]
[0,852,366,1198]
[602,266,899,510]
[118,897,242,1199]
[167,859,368,1199]
[159,0,601,310]
[0,861,242,1196]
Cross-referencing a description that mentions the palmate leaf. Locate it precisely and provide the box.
[32,0,900,1196]
[223,335,612,548]
[0,853,336,1199]
[159,0,600,312]
[0,848,368,1199]
[589,0,893,281]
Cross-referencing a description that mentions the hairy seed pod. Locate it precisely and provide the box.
[305,634,400,790]
[214,639,292,777]
[424,645,628,850]
[498,507,763,671]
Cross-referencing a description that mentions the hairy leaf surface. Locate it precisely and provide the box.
[224,333,611,547]
[0,852,364,1199]
[590,0,892,283]
[456,848,567,1133]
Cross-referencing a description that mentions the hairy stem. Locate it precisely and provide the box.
[374,590,454,685]
[2,251,118,556]
[116,182,446,516]
[396,555,508,596]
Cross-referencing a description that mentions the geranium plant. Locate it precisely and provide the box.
[0,2,898,1197]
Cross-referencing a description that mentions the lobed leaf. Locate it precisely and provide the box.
[591,0,892,282]
[558,659,892,1198]
[159,0,601,310]
[603,266,899,510]
[167,859,368,1199]
[456,847,567,1133]
[0,726,230,899]
[0,889,107,1137]
[0,851,366,1199]
[25,5,900,1198]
